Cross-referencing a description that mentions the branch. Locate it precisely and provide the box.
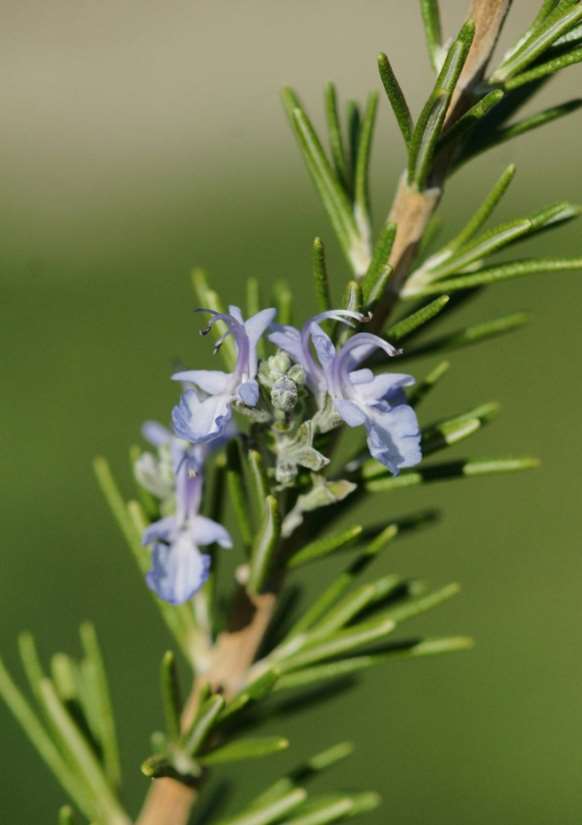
[372,0,513,329]
[135,589,277,825]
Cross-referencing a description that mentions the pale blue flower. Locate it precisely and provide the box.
[270,311,421,475]
[139,422,232,604]
[172,306,276,445]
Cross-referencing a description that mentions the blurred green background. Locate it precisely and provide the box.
[2,1,581,822]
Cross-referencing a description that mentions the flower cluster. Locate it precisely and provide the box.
[136,305,421,604]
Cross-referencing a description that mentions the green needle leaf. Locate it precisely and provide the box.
[283,791,381,823]
[226,440,253,552]
[39,679,126,823]
[282,89,363,272]
[380,583,460,623]
[248,449,270,526]
[493,4,582,82]
[285,525,398,638]
[408,360,450,407]
[281,795,354,825]
[276,637,473,691]
[421,401,500,456]
[160,651,181,743]
[220,666,280,721]
[386,295,450,341]
[406,257,582,296]
[58,806,76,825]
[314,574,403,635]
[354,92,379,228]
[461,99,582,163]
[324,83,349,191]
[273,279,293,325]
[409,21,475,187]
[377,54,413,147]
[419,0,443,71]
[365,456,539,493]
[312,237,332,311]
[249,743,354,810]
[506,44,582,88]
[0,658,95,819]
[201,736,289,766]
[246,276,261,318]
[289,525,364,569]
[400,312,529,357]
[216,789,307,825]
[439,164,517,255]
[279,615,397,673]
[415,201,580,284]
[248,495,282,596]
[79,623,121,788]
[438,89,505,147]
[185,694,225,756]
[361,221,396,308]
[347,100,361,189]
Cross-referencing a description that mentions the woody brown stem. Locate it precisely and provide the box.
[135,589,278,825]
[372,0,513,330]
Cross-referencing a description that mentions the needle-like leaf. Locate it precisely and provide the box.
[377,54,413,147]
[439,164,517,255]
[438,89,505,147]
[272,279,293,325]
[248,495,281,595]
[354,92,379,229]
[160,651,182,743]
[201,736,289,766]
[386,295,450,341]
[216,789,307,825]
[324,83,349,192]
[506,44,582,88]
[282,89,363,271]
[58,806,76,825]
[285,526,398,639]
[312,237,332,312]
[275,636,473,691]
[408,360,450,407]
[0,659,95,819]
[406,257,582,296]
[419,0,444,71]
[409,21,475,187]
[185,694,225,756]
[365,456,539,493]
[399,312,529,357]
[361,221,396,307]
[249,743,354,810]
[79,623,121,788]
[460,99,582,164]
[289,526,364,569]
[226,440,253,552]
[493,4,582,82]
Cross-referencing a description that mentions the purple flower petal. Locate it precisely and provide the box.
[172,369,233,395]
[190,515,233,548]
[146,535,211,604]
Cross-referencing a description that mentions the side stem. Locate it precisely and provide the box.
[372,0,513,329]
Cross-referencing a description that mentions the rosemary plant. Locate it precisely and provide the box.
[2,2,582,823]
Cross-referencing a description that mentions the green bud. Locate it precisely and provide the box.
[287,364,306,385]
[271,376,298,411]
[258,350,293,388]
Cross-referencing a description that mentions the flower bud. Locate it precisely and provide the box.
[287,364,306,386]
[271,375,298,412]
